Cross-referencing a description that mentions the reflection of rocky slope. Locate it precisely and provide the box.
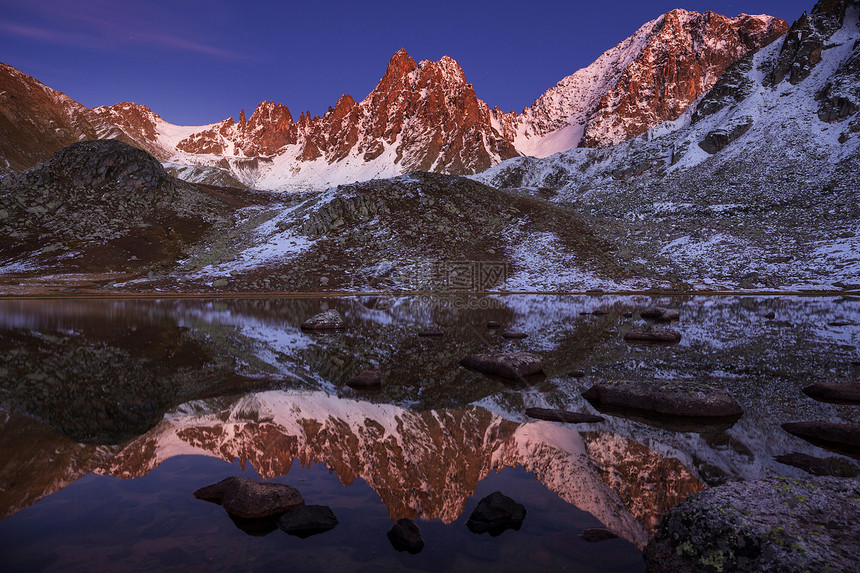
[97,391,703,548]
[0,411,118,519]
[475,0,860,291]
[0,299,303,443]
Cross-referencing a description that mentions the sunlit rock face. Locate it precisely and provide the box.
[96,390,703,548]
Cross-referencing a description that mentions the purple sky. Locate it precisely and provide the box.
[0,0,813,126]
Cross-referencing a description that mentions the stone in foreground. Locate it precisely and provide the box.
[194,477,304,519]
[300,309,346,330]
[782,421,860,456]
[582,380,743,419]
[623,328,682,344]
[802,381,860,403]
[346,369,383,389]
[277,505,338,537]
[525,408,604,424]
[643,477,860,572]
[459,352,544,379]
[387,518,424,553]
[467,491,526,535]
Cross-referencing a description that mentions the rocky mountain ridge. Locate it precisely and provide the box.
[1,9,786,189]
[491,9,787,155]
[474,0,860,292]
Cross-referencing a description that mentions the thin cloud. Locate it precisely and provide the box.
[0,0,252,61]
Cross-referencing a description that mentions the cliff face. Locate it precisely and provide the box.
[579,11,788,148]
[491,10,788,154]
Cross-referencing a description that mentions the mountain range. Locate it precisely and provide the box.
[0,0,857,294]
[1,9,787,190]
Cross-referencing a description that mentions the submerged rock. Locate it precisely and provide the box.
[459,352,544,379]
[277,505,338,537]
[500,329,527,339]
[417,329,445,337]
[623,327,682,344]
[300,309,346,330]
[579,528,619,542]
[387,518,424,553]
[640,307,680,321]
[582,380,743,419]
[774,452,860,477]
[346,369,383,389]
[193,477,304,519]
[802,381,860,403]
[782,421,860,456]
[525,408,604,424]
[643,477,860,572]
[467,491,526,535]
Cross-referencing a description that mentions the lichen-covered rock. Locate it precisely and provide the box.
[582,380,743,419]
[459,352,545,379]
[193,476,304,519]
[643,477,860,572]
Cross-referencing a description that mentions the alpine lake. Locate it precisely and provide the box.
[0,294,857,572]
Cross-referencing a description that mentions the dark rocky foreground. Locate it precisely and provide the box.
[643,477,860,572]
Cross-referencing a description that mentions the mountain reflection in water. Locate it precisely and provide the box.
[0,295,857,570]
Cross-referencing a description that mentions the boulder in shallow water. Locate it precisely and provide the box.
[643,477,860,572]
[782,421,860,456]
[582,380,743,419]
[300,309,346,330]
[623,328,681,344]
[579,528,618,542]
[467,491,526,535]
[640,307,680,321]
[525,408,604,424]
[460,352,544,379]
[277,505,338,537]
[194,477,304,519]
[387,518,424,553]
[346,369,383,389]
[802,381,860,403]
[500,329,527,339]
[774,452,860,477]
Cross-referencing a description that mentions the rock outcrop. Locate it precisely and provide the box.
[643,477,860,572]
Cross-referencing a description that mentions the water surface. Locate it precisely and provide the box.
[1,295,857,571]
